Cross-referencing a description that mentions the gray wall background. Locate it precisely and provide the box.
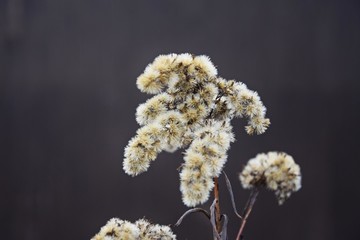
[1,0,360,239]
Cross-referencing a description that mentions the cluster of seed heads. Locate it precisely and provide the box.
[123,53,270,206]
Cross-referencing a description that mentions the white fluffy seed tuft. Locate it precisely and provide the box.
[240,152,301,204]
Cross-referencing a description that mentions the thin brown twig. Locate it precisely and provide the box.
[210,199,221,240]
[213,177,222,234]
[236,188,259,240]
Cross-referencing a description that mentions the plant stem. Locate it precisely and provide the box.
[213,177,222,234]
[236,188,259,240]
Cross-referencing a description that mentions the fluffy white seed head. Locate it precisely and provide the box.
[180,167,214,207]
[156,110,187,151]
[136,67,163,94]
[92,218,176,240]
[135,219,150,237]
[152,54,177,71]
[189,138,227,177]
[135,93,173,126]
[179,120,234,206]
[240,152,302,204]
[199,82,219,103]
[191,55,218,77]
[123,124,163,176]
[174,53,193,66]
[193,120,235,151]
[180,147,215,206]
[142,224,177,240]
[91,219,139,240]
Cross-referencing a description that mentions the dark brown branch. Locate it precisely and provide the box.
[210,199,221,240]
[236,188,259,240]
[213,177,222,234]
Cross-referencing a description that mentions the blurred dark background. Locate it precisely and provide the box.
[1,0,360,239]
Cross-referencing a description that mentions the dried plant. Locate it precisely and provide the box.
[92,54,302,240]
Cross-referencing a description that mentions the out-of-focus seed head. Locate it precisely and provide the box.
[240,152,301,204]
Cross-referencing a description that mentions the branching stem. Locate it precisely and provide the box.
[236,188,259,240]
